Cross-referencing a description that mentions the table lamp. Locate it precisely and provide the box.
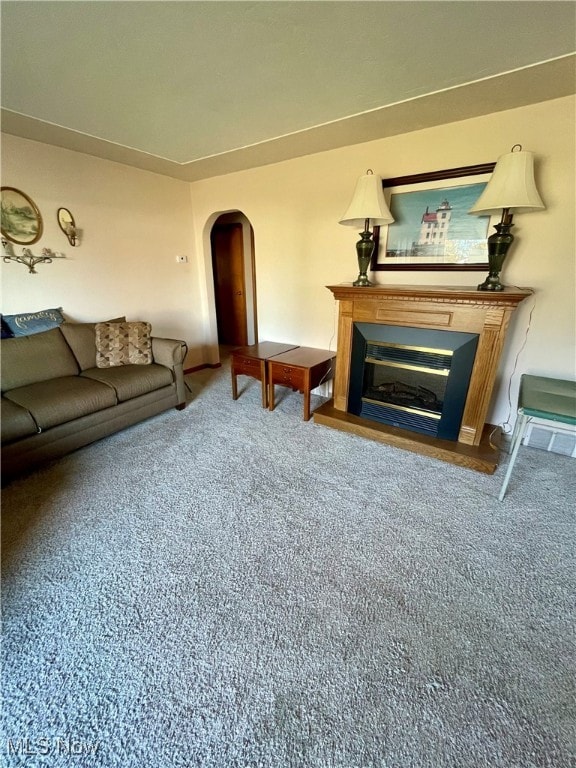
[339,169,394,287]
[469,145,545,291]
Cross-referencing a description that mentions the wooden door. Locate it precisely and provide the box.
[211,223,248,346]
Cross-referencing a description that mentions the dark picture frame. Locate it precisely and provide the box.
[371,163,496,271]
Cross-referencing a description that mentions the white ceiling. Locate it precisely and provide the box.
[1,1,575,181]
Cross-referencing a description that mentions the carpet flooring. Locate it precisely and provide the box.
[2,360,575,767]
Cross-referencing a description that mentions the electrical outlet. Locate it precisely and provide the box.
[176,255,188,263]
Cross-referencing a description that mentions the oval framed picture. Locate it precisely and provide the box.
[1,187,43,245]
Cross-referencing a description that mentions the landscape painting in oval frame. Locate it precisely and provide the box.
[1,187,43,245]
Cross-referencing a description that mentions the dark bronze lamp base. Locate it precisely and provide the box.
[353,230,375,287]
[477,217,514,293]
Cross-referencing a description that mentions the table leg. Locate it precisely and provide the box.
[303,370,311,421]
[269,376,276,411]
[231,368,238,400]
[260,361,268,408]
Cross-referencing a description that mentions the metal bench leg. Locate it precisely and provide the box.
[498,412,529,501]
[506,409,524,455]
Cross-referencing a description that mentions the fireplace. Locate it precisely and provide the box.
[313,284,531,473]
[348,323,478,440]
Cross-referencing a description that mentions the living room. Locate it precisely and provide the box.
[0,7,574,424]
[2,3,575,767]
[3,95,575,424]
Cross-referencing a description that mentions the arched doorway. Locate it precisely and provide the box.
[210,212,257,347]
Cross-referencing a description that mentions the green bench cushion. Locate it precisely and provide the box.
[520,375,576,425]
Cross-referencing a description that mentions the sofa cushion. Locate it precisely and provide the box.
[2,307,65,337]
[1,328,80,392]
[82,363,173,402]
[95,322,152,368]
[60,317,125,371]
[4,376,117,430]
[1,398,39,444]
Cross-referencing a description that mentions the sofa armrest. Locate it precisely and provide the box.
[151,337,187,405]
[152,337,186,366]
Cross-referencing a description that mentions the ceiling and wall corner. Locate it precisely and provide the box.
[1,2,574,423]
[1,1,575,181]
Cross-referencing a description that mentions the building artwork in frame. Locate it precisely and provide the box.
[1,187,43,245]
[371,164,496,271]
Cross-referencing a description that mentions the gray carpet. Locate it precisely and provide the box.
[2,360,575,768]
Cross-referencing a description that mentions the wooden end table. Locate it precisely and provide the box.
[231,342,299,408]
[268,347,336,421]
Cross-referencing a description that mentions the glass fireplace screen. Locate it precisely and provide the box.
[349,324,479,440]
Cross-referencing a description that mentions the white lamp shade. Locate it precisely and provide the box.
[469,149,545,214]
[339,172,394,227]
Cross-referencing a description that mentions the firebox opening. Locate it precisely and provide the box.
[349,324,479,440]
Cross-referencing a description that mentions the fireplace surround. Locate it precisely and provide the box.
[313,284,532,473]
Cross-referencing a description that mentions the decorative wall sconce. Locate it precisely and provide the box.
[2,238,65,274]
[57,207,79,246]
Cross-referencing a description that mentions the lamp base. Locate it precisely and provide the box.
[477,218,514,293]
[353,230,375,287]
[477,275,505,292]
[353,274,372,287]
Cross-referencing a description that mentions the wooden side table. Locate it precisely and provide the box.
[231,342,298,408]
[268,347,336,421]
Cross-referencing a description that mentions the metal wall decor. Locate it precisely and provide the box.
[57,207,78,246]
[1,187,43,245]
[1,239,65,274]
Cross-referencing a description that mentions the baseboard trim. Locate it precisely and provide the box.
[184,362,222,374]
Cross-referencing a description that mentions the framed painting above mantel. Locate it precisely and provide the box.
[371,163,496,272]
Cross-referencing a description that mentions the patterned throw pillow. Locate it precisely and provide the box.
[95,322,153,368]
[60,317,126,371]
[2,308,65,337]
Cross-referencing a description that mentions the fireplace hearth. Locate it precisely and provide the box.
[313,284,532,473]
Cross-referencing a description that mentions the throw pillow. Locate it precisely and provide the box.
[2,308,65,337]
[60,317,126,371]
[95,322,152,368]
[1,315,14,339]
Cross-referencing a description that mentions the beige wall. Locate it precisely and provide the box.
[2,95,575,428]
[190,95,575,427]
[0,134,204,367]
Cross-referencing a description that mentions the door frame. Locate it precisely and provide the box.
[211,221,248,346]
[208,211,258,353]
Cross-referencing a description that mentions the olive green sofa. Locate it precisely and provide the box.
[1,322,187,480]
